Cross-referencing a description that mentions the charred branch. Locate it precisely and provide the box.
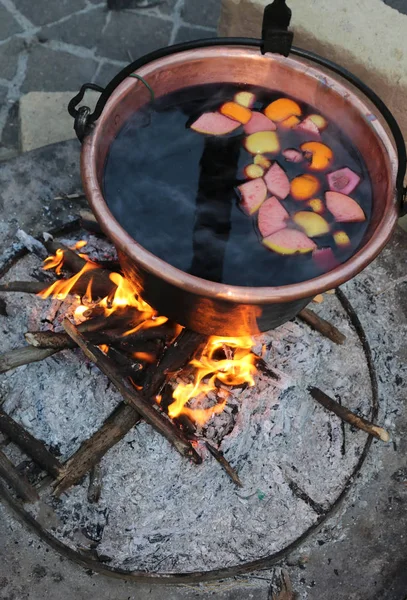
[0,450,39,503]
[298,308,346,345]
[309,386,390,442]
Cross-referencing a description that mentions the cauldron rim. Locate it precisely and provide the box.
[81,41,401,306]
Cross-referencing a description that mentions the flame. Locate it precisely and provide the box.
[168,336,257,426]
[43,248,65,275]
[38,262,100,301]
[72,240,88,251]
[133,351,156,363]
[99,344,109,354]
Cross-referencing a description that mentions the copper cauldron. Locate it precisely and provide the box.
[69,5,406,336]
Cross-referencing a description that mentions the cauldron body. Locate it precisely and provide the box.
[80,44,401,336]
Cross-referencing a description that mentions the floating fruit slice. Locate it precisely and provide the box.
[334,231,351,247]
[326,191,366,222]
[280,115,301,129]
[244,163,265,179]
[283,148,303,163]
[313,247,339,271]
[234,91,256,108]
[190,112,241,135]
[309,114,328,131]
[296,117,320,137]
[244,112,276,134]
[307,198,325,214]
[264,98,302,122]
[263,229,317,255]
[293,211,330,237]
[291,174,320,200]
[327,167,361,196]
[254,154,272,169]
[238,177,268,215]
[220,101,252,124]
[258,196,289,238]
[244,131,280,155]
[264,162,290,199]
[301,142,333,171]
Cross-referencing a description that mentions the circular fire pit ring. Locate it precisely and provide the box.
[0,223,379,584]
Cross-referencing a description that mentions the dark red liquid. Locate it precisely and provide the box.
[103,83,372,287]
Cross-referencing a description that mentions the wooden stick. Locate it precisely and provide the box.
[0,409,62,478]
[62,318,202,464]
[53,327,202,495]
[79,210,105,236]
[309,387,390,442]
[0,450,39,503]
[298,308,346,345]
[53,404,140,496]
[205,442,243,487]
[144,328,207,397]
[0,281,49,294]
[0,346,58,374]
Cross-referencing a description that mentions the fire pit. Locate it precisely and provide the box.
[0,212,393,581]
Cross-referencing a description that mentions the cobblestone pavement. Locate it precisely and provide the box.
[0,0,221,159]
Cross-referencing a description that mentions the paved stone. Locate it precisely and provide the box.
[94,61,124,87]
[383,0,407,14]
[19,91,100,152]
[175,24,217,43]
[96,11,173,62]
[181,0,222,28]
[21,44,98,93]
[39,7,107,51]
[0,4,23,40]
[0,36,25,81]
[1,101,19,150]
[15,0,87,27]
[158,0,179,15]
[219,0,407,140]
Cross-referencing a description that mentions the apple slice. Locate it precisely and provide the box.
[244,164,265,179]
[254,154,272,169]
[234,91,256,108]
[293,211,330,237]
[238,177,268,215]
[244,112,276,134]
[327,167,361,195]
[295,117,321,137]
[264,98,302,122]
[301,142,333,171]
[264,162,290,200]
[313,247,339,271]
[263,229,317,255]
[291,174,320,200]
[326,191,366,222]
[283,148,303,163]
[258,196,289,238]
[334,231,351,247]
[190,112,241,135]
[309,114,328,131]
[244,131,280,155]
[220,101,252,124]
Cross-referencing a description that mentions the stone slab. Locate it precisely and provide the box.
[19,91,100,152]
[15,0,86,27]
[21,45,98,94]
[0,4,22,40]
[218,0,407,141]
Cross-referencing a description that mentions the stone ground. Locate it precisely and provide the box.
[0,0,221,160]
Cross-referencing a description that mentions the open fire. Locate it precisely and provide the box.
[37,240,259,430]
